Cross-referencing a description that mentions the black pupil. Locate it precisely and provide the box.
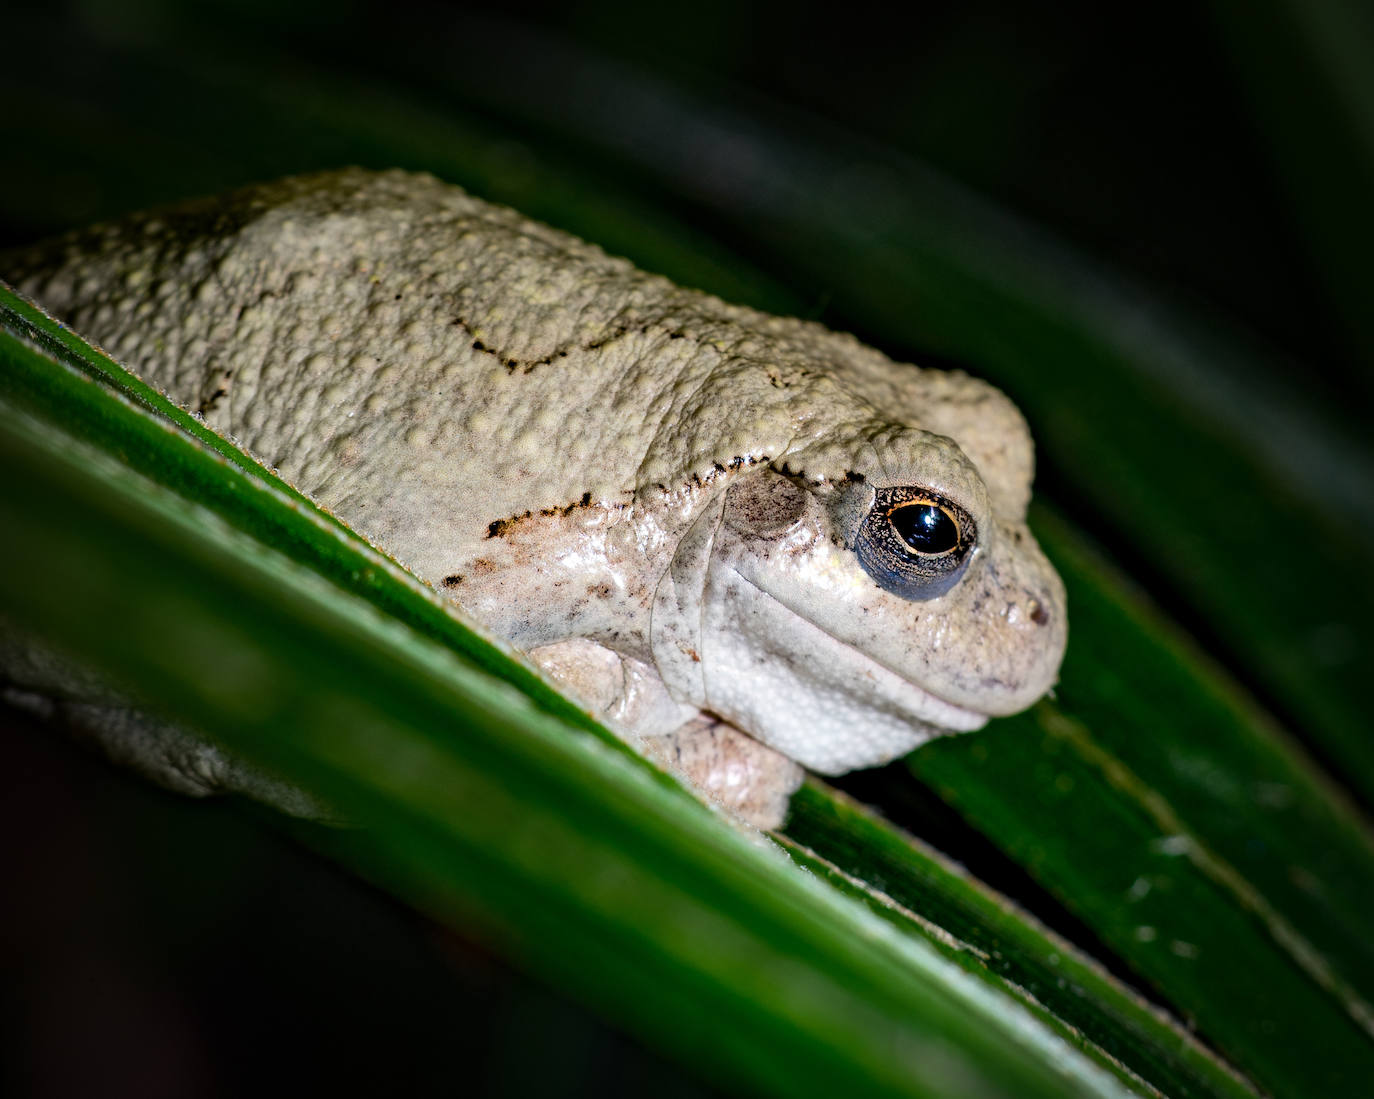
[890,503,958,555]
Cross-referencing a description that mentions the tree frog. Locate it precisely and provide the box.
[2,169,1066,828]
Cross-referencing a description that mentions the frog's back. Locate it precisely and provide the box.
[2,169,1033,585]
[4,173,708,565]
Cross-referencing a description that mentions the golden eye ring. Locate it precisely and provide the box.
[854,487,976,602]
[887,498,961,557]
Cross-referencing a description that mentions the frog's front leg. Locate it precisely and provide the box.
[2,626,335,819]
[527,638,804,829]
[3,685,337,819]
[636,714,804,831]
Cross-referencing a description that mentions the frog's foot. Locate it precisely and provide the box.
[527,637,803,829]
[638,715,804,831]
[3,685,339,822]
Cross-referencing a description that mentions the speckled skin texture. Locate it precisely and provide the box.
[2,168,1066,828]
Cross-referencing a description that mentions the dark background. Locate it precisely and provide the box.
[6,0,1370,406]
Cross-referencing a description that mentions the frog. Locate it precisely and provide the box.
[0,168,1066,829]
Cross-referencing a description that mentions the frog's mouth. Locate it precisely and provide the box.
[695,570,989,776]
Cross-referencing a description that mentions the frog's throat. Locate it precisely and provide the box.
[695,566,987,774]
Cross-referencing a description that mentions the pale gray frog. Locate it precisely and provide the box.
[1,168,1066,829]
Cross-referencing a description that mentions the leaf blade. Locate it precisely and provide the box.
[784,782,1260,1099]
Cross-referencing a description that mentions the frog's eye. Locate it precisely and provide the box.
[889,500,960,555]
[854,487,976,601]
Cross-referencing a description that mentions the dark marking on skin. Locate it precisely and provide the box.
[446,309,728,376]
[672,454,769,494]
[683,454,772,492]
[486,512,530,538]
[442,574,463,588]
[485,494,619,538]
[197,387,229,414]
[488,456,774,541]
[844,470,866,484]
[585,324,629,354]
[536,491,596,519]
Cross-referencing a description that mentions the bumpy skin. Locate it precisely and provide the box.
[2,168,1066,827]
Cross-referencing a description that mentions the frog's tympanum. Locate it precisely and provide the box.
[2,169,1066,828]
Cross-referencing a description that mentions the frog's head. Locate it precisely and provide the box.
[650,416,1066,775]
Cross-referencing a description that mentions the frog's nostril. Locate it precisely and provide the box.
[1028,599,1050,626]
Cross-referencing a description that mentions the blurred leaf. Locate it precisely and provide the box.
[1205,0,1374,387]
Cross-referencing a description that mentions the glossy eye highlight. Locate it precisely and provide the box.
[854,487,976,601]
[889,501,961,556]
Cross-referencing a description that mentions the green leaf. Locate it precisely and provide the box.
[784,782,1258,1099]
